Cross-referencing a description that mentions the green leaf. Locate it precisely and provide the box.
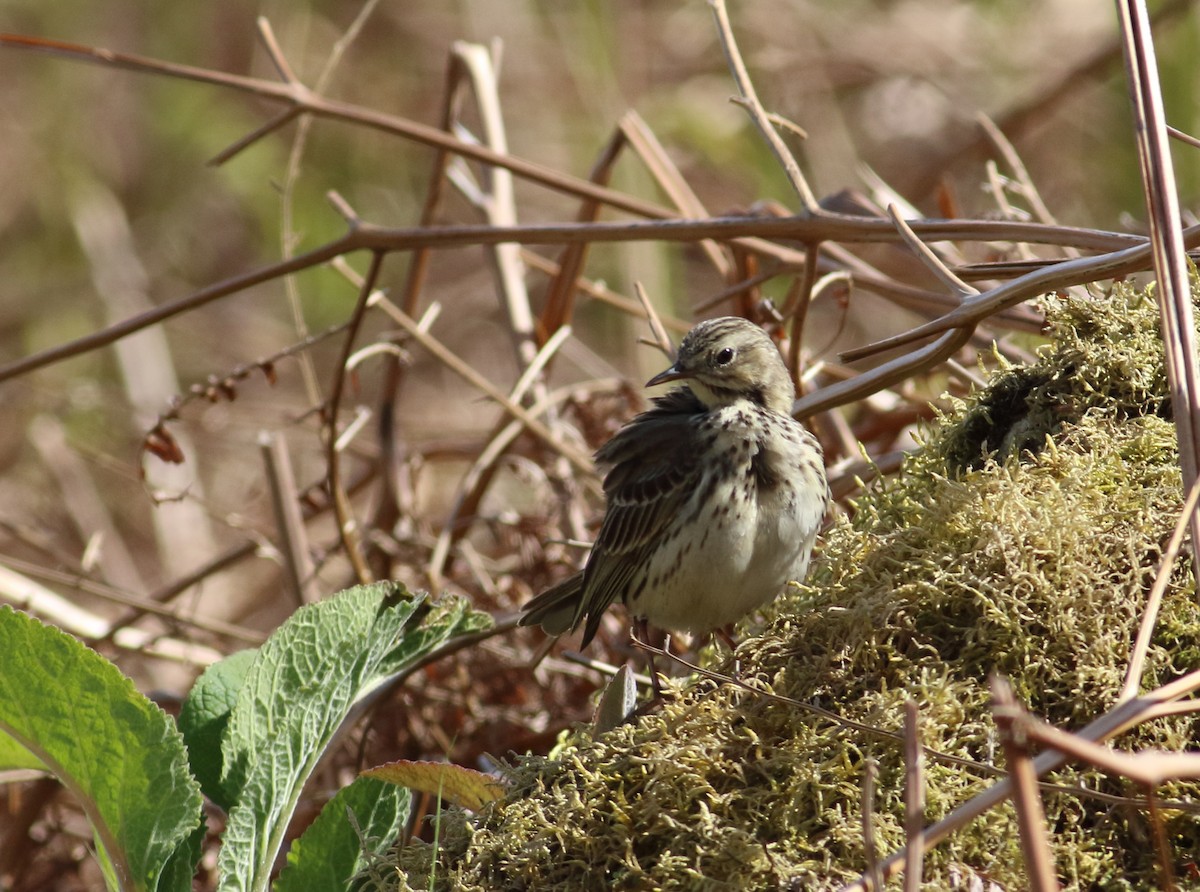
[0,727,44,771]
[0,606,204,892]
[274,776,410,892]
[177,648,257,809]
[375,597,491,683]
[156,820,207,892]
[593,664,638,734]
[212,582,486,892]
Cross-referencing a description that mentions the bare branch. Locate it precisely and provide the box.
[1120,475,1200,702]
[902,700,925,892]
[708,0,819,213]
[992,678,1060,892]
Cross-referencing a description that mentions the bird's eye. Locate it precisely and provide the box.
[714,346,735,366]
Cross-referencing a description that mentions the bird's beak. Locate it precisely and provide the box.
[646,362,687,388]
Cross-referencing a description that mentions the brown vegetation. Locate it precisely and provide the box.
[2,1,1200,889]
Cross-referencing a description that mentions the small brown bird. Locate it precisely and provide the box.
[520,316,828,652]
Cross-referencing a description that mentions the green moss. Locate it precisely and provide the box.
[368,284,1200,891]
[942,284,1173,471]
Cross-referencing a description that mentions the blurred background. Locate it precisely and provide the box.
[0,0,1198,886]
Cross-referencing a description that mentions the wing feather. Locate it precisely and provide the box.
[520,387,706,646]
[572,389,704,642]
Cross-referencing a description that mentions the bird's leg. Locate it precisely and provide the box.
[715,625,738,650]
[715,624,742,679]
[632,617,663,699]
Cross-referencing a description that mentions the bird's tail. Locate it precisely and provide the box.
[518,573,585,638]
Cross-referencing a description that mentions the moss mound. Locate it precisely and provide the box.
[374,285,1200,890]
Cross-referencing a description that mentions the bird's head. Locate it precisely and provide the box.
[646,316,796,415]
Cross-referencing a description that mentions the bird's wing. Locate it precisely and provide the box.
[574,389,704,644]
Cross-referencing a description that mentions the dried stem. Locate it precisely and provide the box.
[839,668,1200,891]
[0,213,1157,387]
[259,431,316,605]
[326,249,387,585]
[992,678,1060,892]
[860,759,883,892]
[1115,0,1200,546]
[902,700,925,892]
[1120,475,1200,701]
[708,0,819,213]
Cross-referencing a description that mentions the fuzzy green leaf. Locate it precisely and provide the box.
[0,606,203,892]
[0,727,44,771]
[212,582,487,892]
[177,648,257,809]
[274,776,410,892]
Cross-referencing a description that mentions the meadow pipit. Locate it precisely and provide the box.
[520,316,829,655]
